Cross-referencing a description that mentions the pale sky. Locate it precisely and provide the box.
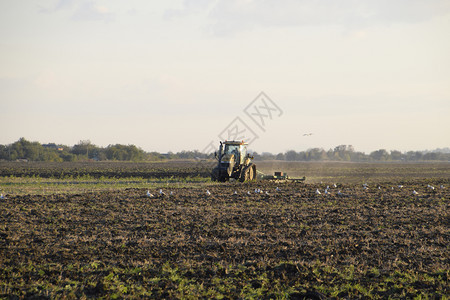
[1,0,449,154]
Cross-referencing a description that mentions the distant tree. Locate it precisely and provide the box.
[329,145,354,161]
[307,148,327,161]
[40,149,63,162]
[327,149,335,160]
[0,145,9,160]
[423,152,438,160]
[297,151,307,161]
[7,138,45,161]
[390,150,403,161]
[334,145,347,153]
[370,149,389,161]
[285,150,298,161]
[174,150,208,160]
[177,150,189,159]
[405,151,423,161]
[275,152,285,161]
[105,144,145,161]
[261,152,275,160]
[350,151,368,162]
[71,140,92,157]
[59,152,76,162]
[146,152,166,161]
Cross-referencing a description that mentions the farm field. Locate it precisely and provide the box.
[0,161,449,298]
[0,161,211,180]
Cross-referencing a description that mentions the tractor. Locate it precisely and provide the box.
[211,140,256,182]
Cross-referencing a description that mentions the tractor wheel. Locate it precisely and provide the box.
[239,168,248,182]
[211,167,219,181]
[239,164,255,182]
[248,165,254,181]
[251,165,257,180]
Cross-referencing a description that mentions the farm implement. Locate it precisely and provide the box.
[257,170,306,183]
[211,140,305,183]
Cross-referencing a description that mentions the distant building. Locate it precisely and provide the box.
[42,143,58,149]
[43,143,64,151]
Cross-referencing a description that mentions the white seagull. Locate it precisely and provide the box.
[146,190,153,197]
[315,189,321,195]
[412,190,419,195]
[159,189,165,196]
[206,189,211,196]
[275,187,281,192]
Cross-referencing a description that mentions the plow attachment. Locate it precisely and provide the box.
[257,171,306,183]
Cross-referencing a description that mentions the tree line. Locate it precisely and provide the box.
[252,145,450,162]
[0,138,160,162]
[0,138,449,162]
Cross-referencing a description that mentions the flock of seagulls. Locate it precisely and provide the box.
[359,183,446,196]
[316,184,343,195]
[426,184,444,190]
[0,183,444,201]
[145,189,175,197]
[144,186,285,198]
[143,183,445,198]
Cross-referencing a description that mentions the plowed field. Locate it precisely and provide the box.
[0,162,449,298]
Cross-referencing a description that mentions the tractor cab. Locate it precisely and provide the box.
[223,142,247,165]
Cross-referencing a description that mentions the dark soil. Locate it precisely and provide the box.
[1,179,448,298]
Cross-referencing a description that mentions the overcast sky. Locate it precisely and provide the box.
[1,0,449,154]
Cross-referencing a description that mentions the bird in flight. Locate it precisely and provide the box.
[303,133,313,136]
